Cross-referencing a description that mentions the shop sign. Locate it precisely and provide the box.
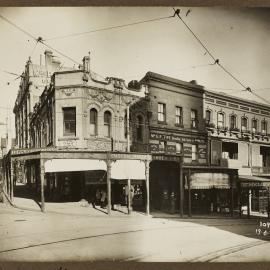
[150,132,205,144]
[152,155,181,162]
[198,148,207,159]
[183,146,192,158]
[241,182,270,188]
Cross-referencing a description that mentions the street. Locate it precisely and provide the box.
[1,200,270,266]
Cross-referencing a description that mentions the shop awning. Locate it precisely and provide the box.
[44,159,107,173]
[188,173,230,189]
[239,175,270,188]
[111,160,145,180]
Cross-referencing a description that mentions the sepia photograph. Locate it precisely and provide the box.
[1,4,270,269]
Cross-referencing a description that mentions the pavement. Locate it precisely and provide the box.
[1,196,270,267]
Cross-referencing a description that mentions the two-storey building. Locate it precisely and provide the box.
[205,90,270,214]
[3,52,151,215]
[130,72,237,216]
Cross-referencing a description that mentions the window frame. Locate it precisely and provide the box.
[158,103,166,123]
[262,120,268,134]
[217,112,225,129]
[191,109,198,129]
[230,114,237,129]
[104,110,112,138]
[63,107,76,137]
[241,116,248,132]
[175,106,183,126]
[90,108,98,136]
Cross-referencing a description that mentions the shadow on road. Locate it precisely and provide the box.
[152,211,270,242]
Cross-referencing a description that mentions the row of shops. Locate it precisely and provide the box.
[2,148,270,217]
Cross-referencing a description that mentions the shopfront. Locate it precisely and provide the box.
[239,175,270,217]
[183,168,238,216]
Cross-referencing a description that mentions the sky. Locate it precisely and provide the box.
[0,7,270,140]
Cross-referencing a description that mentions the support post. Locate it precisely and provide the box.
[127,105,130,152]
[127,178,131,214]
[145,160,150,216]
[267,187,270,218]
[239,184,242,218]
[230,175,234,217]
[106,159,112,216]
[188,170,191,217]
[40,160,45,212]
[179,162,184,218]
[10,160,14,202]
[247,189,251,218]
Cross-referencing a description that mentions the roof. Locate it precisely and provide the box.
[140,71,205,92]
[206,89,270,111]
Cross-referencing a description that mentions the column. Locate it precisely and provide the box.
[238,184,242,218]
[267,187,270,218]
[127,178,131,215]
[188,170,191,217]
[179,162,184,218]
[247,189,251,218]
[40,159,45,212]
[106,160,112,216]
[10,160,14,202]
[145,160,150,216]
[230,175,234,217]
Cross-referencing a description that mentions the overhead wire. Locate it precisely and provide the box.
[172,8,249,91]
[44,14,175,41]
[172,8,270,105]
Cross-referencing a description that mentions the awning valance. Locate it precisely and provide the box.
[44,159,107,173]
[111,160,145,180]
[187,173,230,189]
[239,175,270,188]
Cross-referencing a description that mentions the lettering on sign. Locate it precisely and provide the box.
[152,155,181,162]
[150,132,205,144]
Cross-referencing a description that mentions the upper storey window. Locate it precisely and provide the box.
[217,112,225,129]
[63,107,76,136]
[104,111,112,137]
[191,109,198,128]
[90,108,98,136]
[158,103,166,123]
[241,117,248,132]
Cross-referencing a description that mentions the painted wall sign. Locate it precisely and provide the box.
[150,131,205,144]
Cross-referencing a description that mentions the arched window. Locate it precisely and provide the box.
[205,110,212,125]
[217,112,225,129]
[90,108,98,135]
[136,115,143,141]
[104,111,112,137]
[241,117,248,131]
[252,118,258,133]
[230,114,237,129]
[262,120,268,134]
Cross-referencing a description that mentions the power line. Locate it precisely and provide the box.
[172,8,250,91]
[0,13,36,41]
[44,15,175,41]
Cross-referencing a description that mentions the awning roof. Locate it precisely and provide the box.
[44,159,107,173]
[111,160,145,180]
[239,175,270,188]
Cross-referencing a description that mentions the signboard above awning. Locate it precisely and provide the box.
[188,173,230,189]
[239,175,270,188]
[44,159,107,173]
[111,160,145,180]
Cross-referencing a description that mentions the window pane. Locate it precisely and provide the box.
[192,145,198,161]
[104,111,111,137]
[176,143,182,153]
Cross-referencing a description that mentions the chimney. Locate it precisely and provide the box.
[44,50,53,67]
[82,55,90,72]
